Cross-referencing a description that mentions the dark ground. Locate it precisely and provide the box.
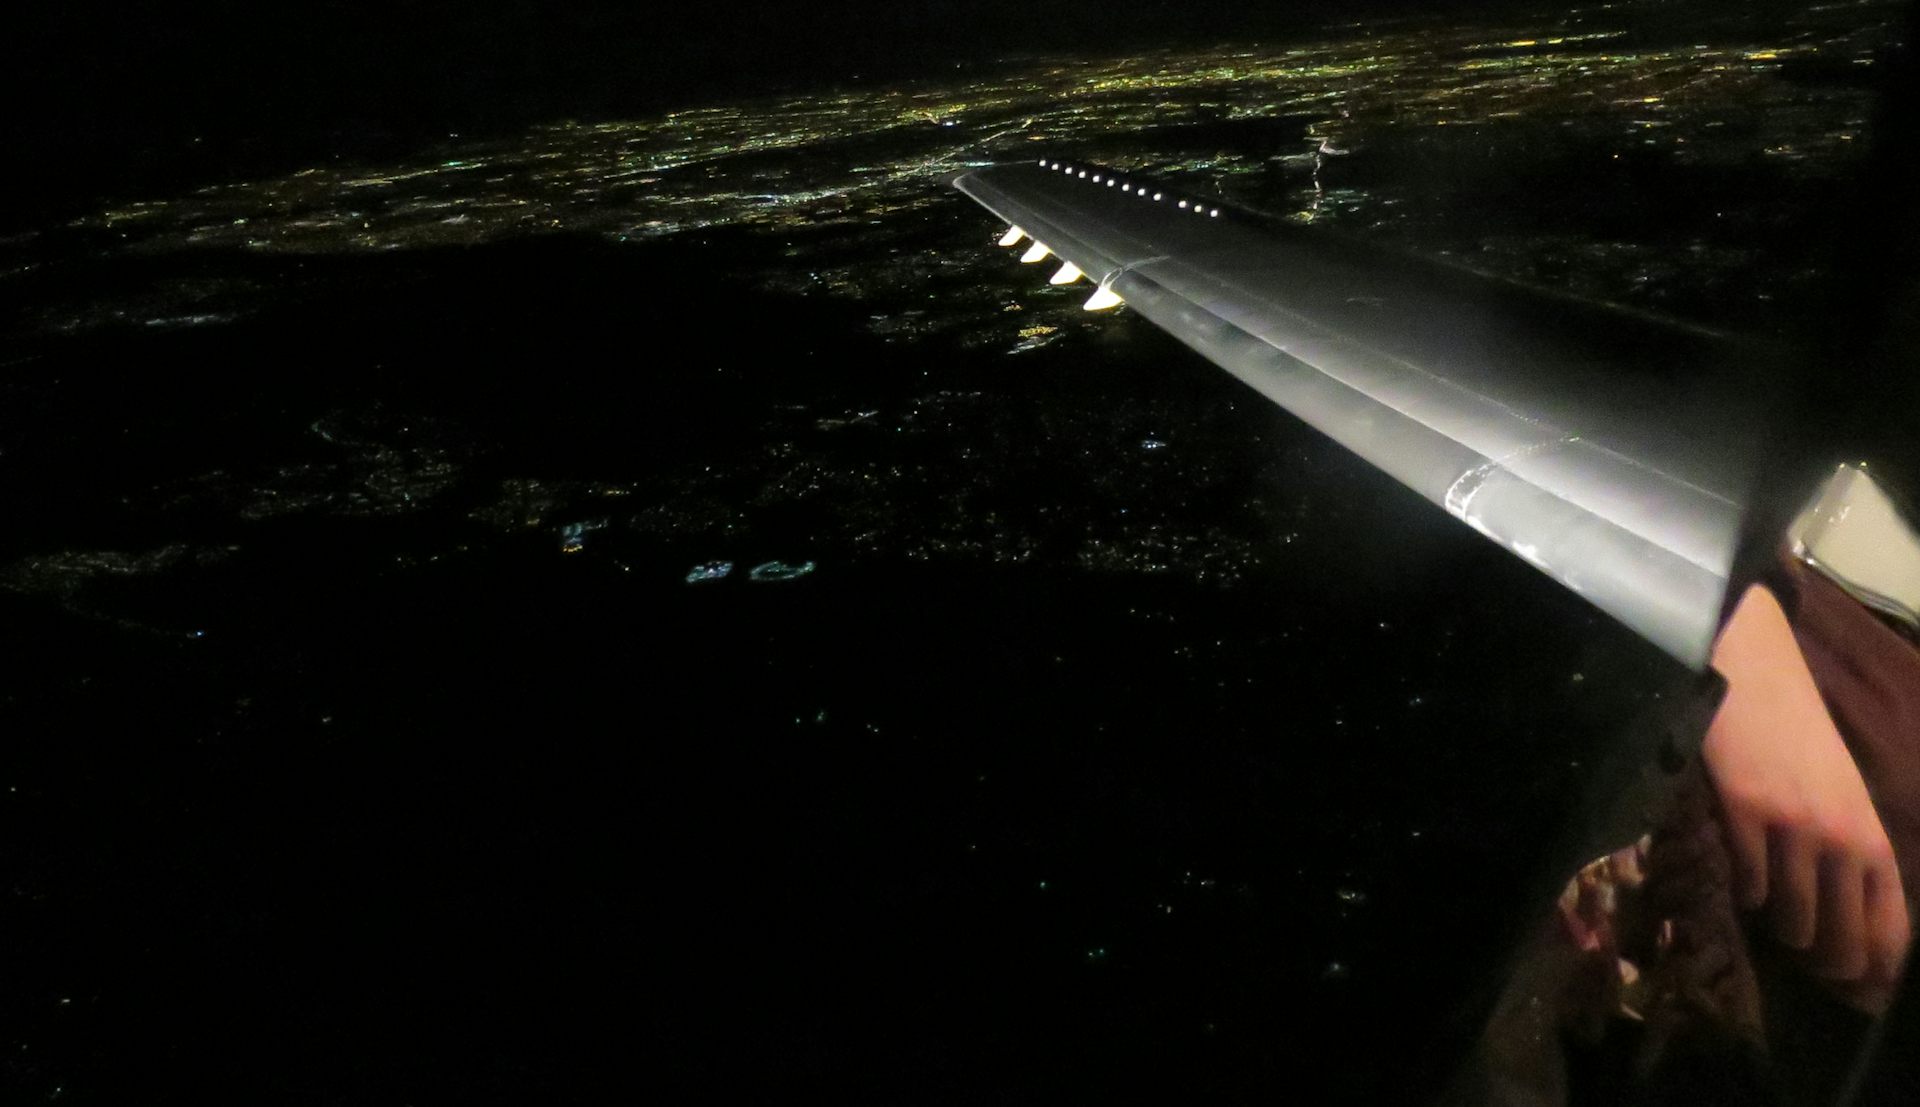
[0,232,1688,1102]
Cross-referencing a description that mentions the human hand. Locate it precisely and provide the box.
[1701,584,1910,1008]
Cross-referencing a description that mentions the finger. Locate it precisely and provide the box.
[1864,862,1912,987]
[1811,852,1869,981]
[1770,825,1820,950]
[1720,800,1771,911]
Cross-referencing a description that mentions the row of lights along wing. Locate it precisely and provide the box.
[1043,159,1220,217]
[999,160,1220,311]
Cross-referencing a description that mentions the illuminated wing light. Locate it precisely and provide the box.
[1083,283,1124,311]
[1050,261,1085,285]
[1020,241,1052,263]
[997,225,1026,247]
[1178,200,1189,209]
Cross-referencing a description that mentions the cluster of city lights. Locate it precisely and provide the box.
[3,1,1891,348]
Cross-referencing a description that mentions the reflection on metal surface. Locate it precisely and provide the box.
[1789,463,1920,633]
[958,159,1766,667]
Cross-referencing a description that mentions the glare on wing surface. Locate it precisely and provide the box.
[958,159,1770,667]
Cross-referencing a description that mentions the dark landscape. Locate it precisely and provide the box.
[2,1,1911,1101]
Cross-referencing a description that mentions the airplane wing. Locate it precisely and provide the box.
[955,159,1777,668]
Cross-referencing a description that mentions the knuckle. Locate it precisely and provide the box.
[1815,820,1853,854]
[1772,799,1816,832]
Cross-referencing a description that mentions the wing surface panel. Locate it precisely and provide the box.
[955,161,1766,667]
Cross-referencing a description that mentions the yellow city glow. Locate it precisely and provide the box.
[55,16,1870,263]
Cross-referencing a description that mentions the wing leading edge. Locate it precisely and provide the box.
[955,159,1771,668]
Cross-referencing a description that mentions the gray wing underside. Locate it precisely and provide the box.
[955,161,1769,668]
